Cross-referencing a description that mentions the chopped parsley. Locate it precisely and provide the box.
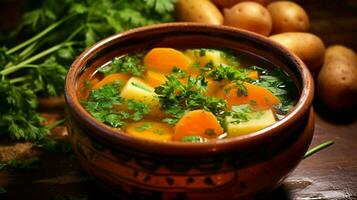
[84,82,150,127]
[155,72,227,125]
[98,52,146,77]
[181,136,206,143]
[135,122,152,132]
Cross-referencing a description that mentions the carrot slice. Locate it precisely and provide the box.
[125,121,173,142]
[143,48,191,73]
[145,70,167,88]
[173,109,224,141]
[92,73,130,89]
[206,79,225,96]
[248,70,259,79]
[217,82,280,109]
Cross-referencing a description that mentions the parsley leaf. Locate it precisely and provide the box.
[155,73,227,125]
[85,82,150,127]
[98,53,146,77]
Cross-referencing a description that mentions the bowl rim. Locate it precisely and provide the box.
[65,22,314,156]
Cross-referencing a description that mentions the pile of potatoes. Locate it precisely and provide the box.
[176,0,357,112]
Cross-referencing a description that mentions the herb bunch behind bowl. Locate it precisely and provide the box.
[0,0,176,141]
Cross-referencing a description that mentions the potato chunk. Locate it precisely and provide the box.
[184,49,229,68]
[226,109,276,137]
[120,77,159,107]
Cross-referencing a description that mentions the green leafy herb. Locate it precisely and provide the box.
[229,104,253,124]
[34,138,72,155]
[98,53,146,77]
[0,0,176,141]
[85,82,150,127]
[252,67,297,115]
[155,73,227,125]
[135,122,153,132]
[0,156,41,170]
[181,136,206,143]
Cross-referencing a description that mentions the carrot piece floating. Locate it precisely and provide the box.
[206,79,225,96]
[145,70,167,88]
[92,73,130,89]
[217,82,280,109]
[143,48,191,73]
[173,109,224,141]
[248,70,259,79]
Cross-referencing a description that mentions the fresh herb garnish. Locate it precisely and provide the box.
[85,82,150,127]
[229,104,253,124]
[0,0,176,141]
[155,73,227,125]
[98,53,146,77]
[181,136,206,143]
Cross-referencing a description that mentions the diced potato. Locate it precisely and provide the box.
[120,77,159,107]
[184,49,229,68]
[226,109,276,137]
[125,121,173,142]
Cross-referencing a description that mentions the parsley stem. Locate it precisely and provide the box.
[45,118,66,130]
[6,14,75,55]
[304,140,334,159]
[1,64,38,76]
[19,42,38,59]
[9,76,29,84]
[1,42,77,76]
[65,24,86,42]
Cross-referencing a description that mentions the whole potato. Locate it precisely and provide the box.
[212,0,270,8]
[267,1,309,34]
[269,32,325,72]
[317,45,357,112]
[223,2,272,36]
[176,0,223,25]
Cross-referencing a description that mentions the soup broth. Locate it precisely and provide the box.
[80,48,298,142]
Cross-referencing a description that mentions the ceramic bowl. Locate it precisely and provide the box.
[65,23,314,200]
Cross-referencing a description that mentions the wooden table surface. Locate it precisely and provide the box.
[1,0,357,199]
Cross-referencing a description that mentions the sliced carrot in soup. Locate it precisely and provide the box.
[92,73,130,89]
[173,109,224,141]
[145,70,167,88]
[143,48,191,73]
[217,82,280,109]
[248,70,259,79]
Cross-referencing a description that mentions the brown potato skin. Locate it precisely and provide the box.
[269,32,325,72]
[223,2,272,36]
[267,1,309,34]
[212,0,271,8]
[317,45,357,112]
[176,0,223,25]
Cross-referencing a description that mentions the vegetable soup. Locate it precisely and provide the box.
[79,48,298,142]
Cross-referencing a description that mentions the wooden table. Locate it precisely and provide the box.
[1,0,357,199]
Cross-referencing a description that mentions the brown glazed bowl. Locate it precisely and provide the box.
[65,23,314,200]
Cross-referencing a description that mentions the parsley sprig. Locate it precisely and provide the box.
[0,0,176,141]
[84,82,150,127]
[155,70,227,125]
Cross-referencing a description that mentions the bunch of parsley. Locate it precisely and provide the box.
[0,0,176,141]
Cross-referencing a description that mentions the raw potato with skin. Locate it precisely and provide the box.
[176,0,223,25]
[223,2,272,36]
[267,1,309,34]
[317,45,357,112]
[269,32,325,72]
[211,0,271,8]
